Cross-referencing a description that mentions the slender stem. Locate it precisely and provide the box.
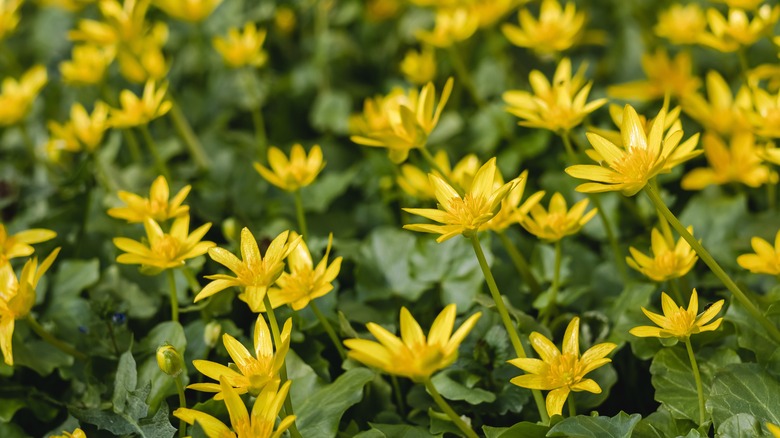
[567,396,576,418]
[122,128,142,163]
[25,315,87,361]
[470,234,549,422]
[314,0,331,91]
[92,152,118,193]
[139,124,170,179]
[560,132,577,159]
[542,240,562,323]
[391,375,406,417]
[168,97,210,171]
[167,269,179,323]
[737,49,751,84]
[644,184,780,343]
[667,278,684,305]
[174,376,187,438]
[263,295,302,438]
[19,123,36,163]
[309,300,346,360]
[497,231,542,296]
[651,180,675,246]
[293,190,308,241]
[181,267,201,295]
[684,339,706,426]
[768,179,776,212]
[418,148,464,196]
[446,46,485,108]
[250,106,267,162]
[423,377,479,438]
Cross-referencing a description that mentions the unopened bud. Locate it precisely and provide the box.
[222,218,238,243]
[204,321,222,349]
[156,344,184,377]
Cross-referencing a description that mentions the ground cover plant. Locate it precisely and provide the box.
[3,0,780,436]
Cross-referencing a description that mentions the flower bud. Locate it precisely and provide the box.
[156,344,184,377]
[204,321,222,349]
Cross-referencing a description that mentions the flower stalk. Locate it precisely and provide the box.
[263,295,302,438]
[26,315,88,362]
[497,231,542,296]
[541,240,562,323]
[309,300,346,360]
[294,190,308,241]
[167,269,179,323]
[168,97,209,171]
[684,338,706,426]
[174,374,187,438]
[139,124,170,179]
[424,377,479,438]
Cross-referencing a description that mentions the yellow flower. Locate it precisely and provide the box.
[49,428,87,438]
[768,423,780,438]
[0,224,56,265]
[48,102,111,154]
[365,0,400,21]
[189,316,291,398]
[60,44,116,86]
[107,175,191,223]
[109,80,172,128]
[397,151,481,200]
[37,0,95,12]
[0,248,60,366]
[113,215,214,274]
[629,289,724,340]
[745,87,780,138]
[627,227,697,282]
[69,0,149,46]
[400,46,437,86]
[473,0,525,28]
[501,0,589,57]
[682,132,775,190]
[654,4,707,45]
[175,377,295,438]
[153,0,222,22]
[509,317,616,417]
[608,50,701,102]
[0,65,47,126]
[681,71,752,137]
[485,170,546,232]
[351,78,454,163]
[403,158,518,242]
[116,22,169,83]
[344,304,481,382]
[253,144,325,192]
[194,229,301,312]
[266,233,342,311]
[520,192,595,242]
[737,230,780,275]
[565,105,699,196]
[0,0,21,41]
[274,6,296,35]
[712,0,763,9]
[213,23,268,68]
[503,57,606,133]
[699,5,779,52]
[415,7,478,48]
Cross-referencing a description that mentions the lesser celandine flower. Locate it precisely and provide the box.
[0,248,60,366]
[213,23,268,68]
[0,0,21,41]
[681,132,775,190]
[49,428,87,438]
[156,344,184,377]
[0,65,47,126]
[485,170,546,232]
[607,50,701,102]
[69,0,149,45]
[189,316,291,398]
[153,0,222,22]
[472,0,525,28]
[116,23,169,83]
[403,158,518,242]
[0,224,56,265]
[108,175,191,223]
[713,0,763,9]
[108,80,172,128]
[503,57,606,133]
[344,304,481,382]
[397,151,481,200]
[565,105,699,196]
[266,233,342,311]
[113,215,214,274]
[351,78,454,163]
[415,7,478,48]
[737,230,780,275]
[253,144,325,192]
[175,377,295,438]
[654,4,707,45]
[746,87,780,138]
[509,317,616,417]
[630,289,724,340]
[194,229,301,312]
[520,192,596,242]
[627,227,697,282]
[501,0,588,57]
[681,71,752,137]
[47,102,110,154]
[400,46,437,85]
[699,5,780,53]
[60,44,116,86]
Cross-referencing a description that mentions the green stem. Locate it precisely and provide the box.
[470,234,549,422]
[568,395,576,418]
[167,269,179,323]
[423,377,479,438]
[175,376,187,438]
[122,128,143,163]
[737,48,751,84]
[19,123,36,163]
[446,46,485,108]
[667,278,684,305]
[92,151,118,193]
[263,295,302,438]
[542,240,562,323]
[651,180,675,246]
[181,267,201,295]
[768,179,776,212]
[168,97,210,171]
[250,106,267,162]
[309,300,346,360]
[560,131,577,159]
[684,339,706,426]
[25,315,88,361]
[293,190,309,241]
[418,148,464,196]
[645,184,780,343]
[391,375,406,417]
[139,124,170,179]
[497,231,542,296]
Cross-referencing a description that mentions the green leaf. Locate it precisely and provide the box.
[632,406,697,438]
[13,337,73,376]
[310,89,352,134]
[678,190,747,259]
[360,423,443,437]
[137,322,187,412]
[716,413,763,438]
[430,371,496,405]
[709,363,780,430]
[651,347,741,421]
[355,227,429,301]
[726,300,780,372]
[302,166,359,214]
[49,258,100,303]
[0,399,25,422]
[547,412,642,438]
[487,422,548,438]
[0,422,27,438]
[296,367,375,437]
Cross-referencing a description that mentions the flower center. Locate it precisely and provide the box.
[612,147,658,182]
[447,194,492,229]
[667,307,695,335]
[549,353,583,387]
[654,251,680,276]
[152,235,180,261]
